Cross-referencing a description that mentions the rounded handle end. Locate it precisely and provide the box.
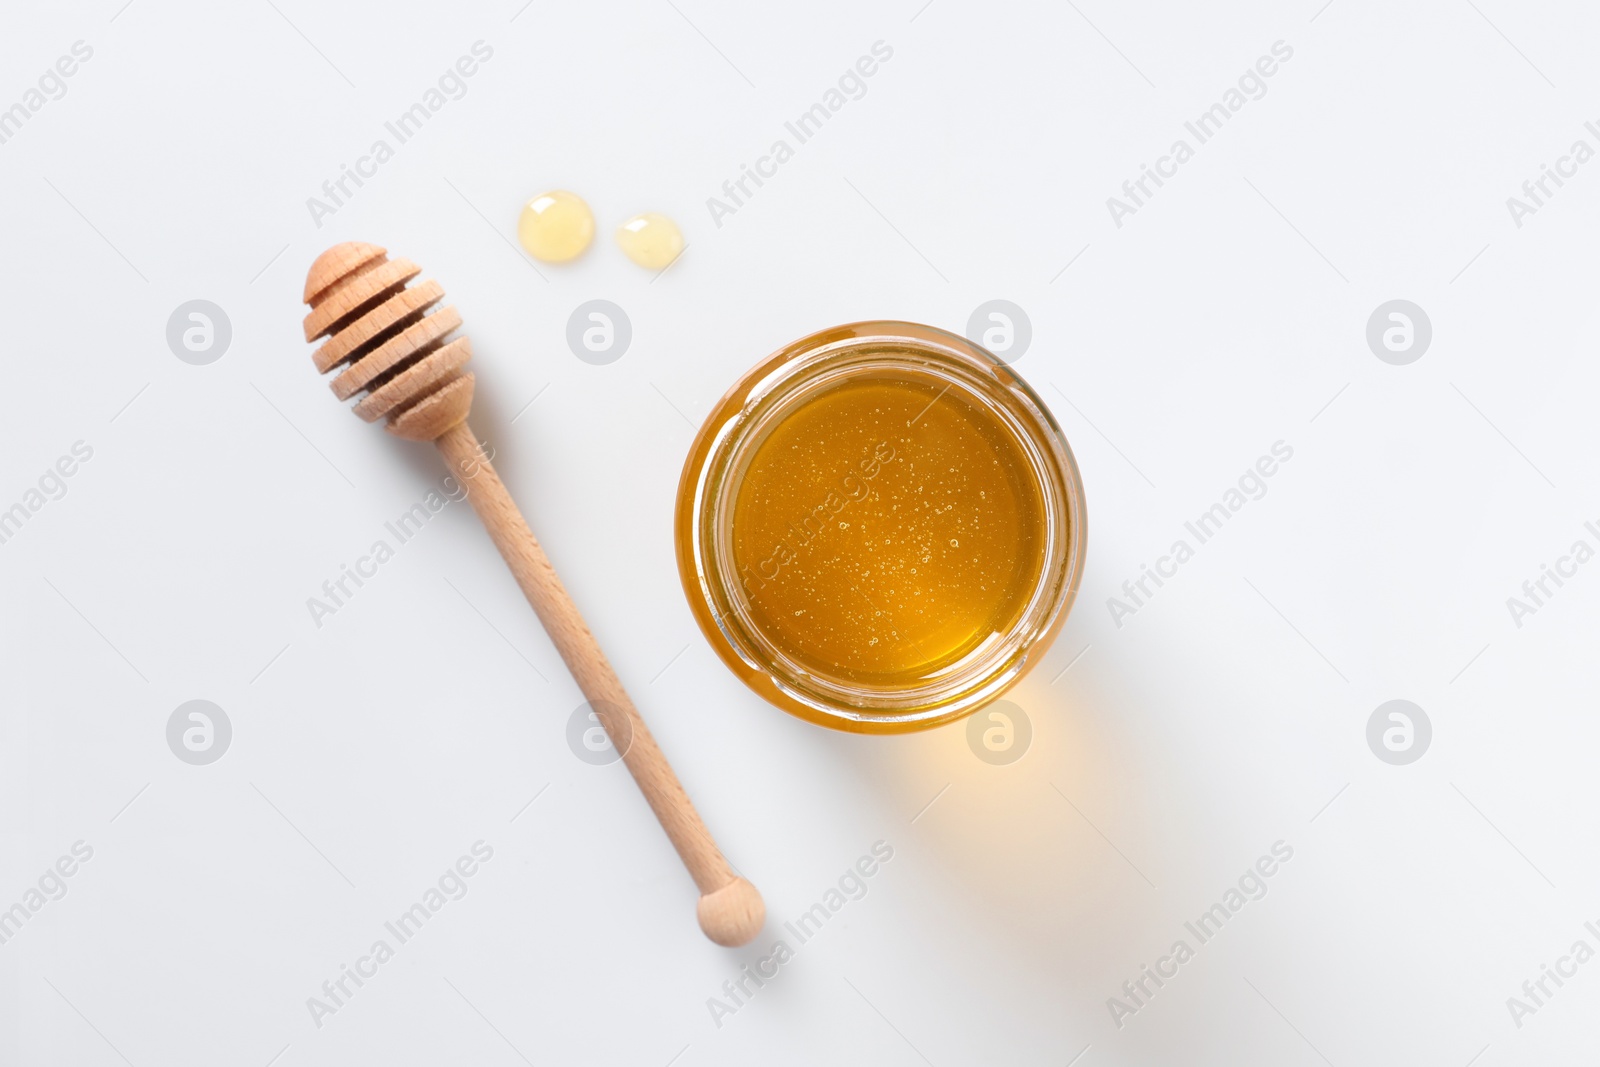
[697,877,765,947]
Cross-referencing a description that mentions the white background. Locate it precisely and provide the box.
[3,0,1599,1064]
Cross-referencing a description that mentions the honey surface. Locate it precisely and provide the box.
[731,372,1048,687]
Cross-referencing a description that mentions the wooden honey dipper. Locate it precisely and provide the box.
[301,241,764,947]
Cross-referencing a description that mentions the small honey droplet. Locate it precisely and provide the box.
[518,190,594,263]
[616,212,684,270]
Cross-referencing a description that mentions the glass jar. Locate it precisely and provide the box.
[675,321,1086,733]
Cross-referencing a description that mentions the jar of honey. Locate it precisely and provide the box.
[675,321,1086,733]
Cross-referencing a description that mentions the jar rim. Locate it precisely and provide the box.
[675,321,1087,733]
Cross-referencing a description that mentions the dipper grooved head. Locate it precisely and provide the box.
[302,242,474,441]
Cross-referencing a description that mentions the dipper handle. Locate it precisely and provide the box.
[435,422,764,947]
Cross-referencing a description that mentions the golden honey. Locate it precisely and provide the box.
[731,372,1049,686]
[616,212,684,270]
[677,322,1086,732]
[517,190,594,262]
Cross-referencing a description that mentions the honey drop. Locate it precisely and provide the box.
[616,212,684,270]
[517,190,594,263]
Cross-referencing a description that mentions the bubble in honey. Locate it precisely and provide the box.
[517,190,594,263]
[616,212,684,270]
